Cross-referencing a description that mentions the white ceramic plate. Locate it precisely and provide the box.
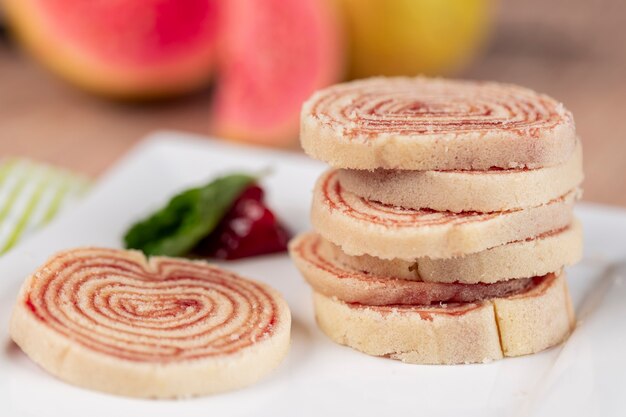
[1,132,625,417]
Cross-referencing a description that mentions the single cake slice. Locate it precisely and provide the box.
[291,220,582,285]
[301,77,576,171]
[10,247,291,398]
[291,231,532,305]
[337,141,583,213]
[312,170,578,260]
[313,272,574,364]
[289,221,582,305]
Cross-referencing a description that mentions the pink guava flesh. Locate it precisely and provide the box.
[212,0,343,142]
[37,0,220,67]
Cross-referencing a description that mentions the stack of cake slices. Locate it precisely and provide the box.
[290,77,583,364]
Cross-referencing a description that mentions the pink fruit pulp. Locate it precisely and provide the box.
[7,0,221,96]
[39,0,220,66]
[212,0,343,144]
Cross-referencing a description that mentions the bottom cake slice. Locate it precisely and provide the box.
[313,272,574,364]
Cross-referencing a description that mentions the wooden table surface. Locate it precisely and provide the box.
[1,0,625,207]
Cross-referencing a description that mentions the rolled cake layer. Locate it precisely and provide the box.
[313,272,574,364]
[301,77,576,170]
[290,233,531,305]
[312,170,578,260]
[337,142,583,213]
[291,221,582,285]
[10,248,291,398]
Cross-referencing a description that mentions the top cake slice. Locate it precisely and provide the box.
[300,77,576,170]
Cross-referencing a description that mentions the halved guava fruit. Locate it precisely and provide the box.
[4,0,220,98]
[211,0,344,146]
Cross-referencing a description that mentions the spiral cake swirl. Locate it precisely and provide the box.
[313,271,574,364]
[312,170,576,259]
[10,247,291,398]
[301,77,576,170]
[289,232,535,306]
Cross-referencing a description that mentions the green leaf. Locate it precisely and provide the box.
[123,173,256,256]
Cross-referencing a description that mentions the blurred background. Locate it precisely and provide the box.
[0,0,625,206]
